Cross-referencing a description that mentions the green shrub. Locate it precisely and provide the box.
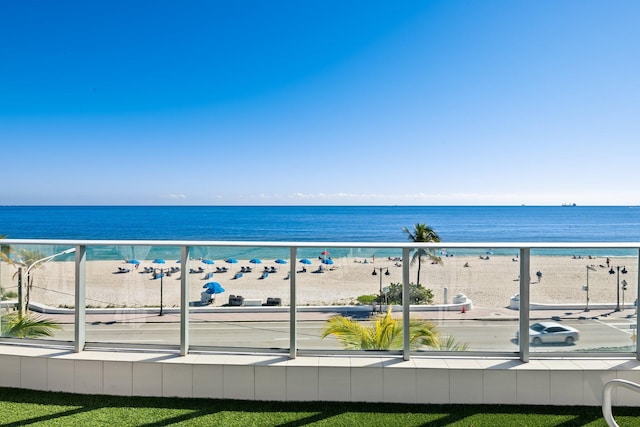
[385,282,434,305]
[356,294,378,305]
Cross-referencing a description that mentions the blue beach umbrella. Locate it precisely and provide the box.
[201,259,215,265]
[275,259,287,264]
[225,258,238,264]
[152,259,166,277]
[299,258,312,265]
[249,258,262,264]
[203,282,225,294]
[321,258,334,265]
[127,259,140,265]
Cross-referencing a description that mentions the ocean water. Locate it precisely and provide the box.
[1,206,640,260]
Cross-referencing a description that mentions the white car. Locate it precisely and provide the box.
[516,321,580,345]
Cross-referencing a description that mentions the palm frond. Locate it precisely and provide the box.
[1,312,61,338]
[407,319,440,349]
[322,315,371,349]
[432,335,470,351]
[321,308,462,351]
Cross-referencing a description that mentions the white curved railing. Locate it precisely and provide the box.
[602,379,640,427]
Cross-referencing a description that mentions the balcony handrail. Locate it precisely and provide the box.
[2,238,640,249]
[602,379,640,427]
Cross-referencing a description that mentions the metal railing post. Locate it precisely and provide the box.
[519,247,530,362]
[74,245,86,353]
[289,246,297,359]
[402,247,411,360]
[180,245,190,356]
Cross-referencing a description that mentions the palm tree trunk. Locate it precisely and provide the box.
[416,258,422,285]
[24,273,32,315]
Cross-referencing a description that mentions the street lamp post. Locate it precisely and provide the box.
[609,266,628,312]
[585,265,596,312]
[152,259,167,316]
[371,267,390,313]
[20,248,76,316]
[154,268,166,316]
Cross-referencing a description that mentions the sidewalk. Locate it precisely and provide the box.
[37,305,639,325]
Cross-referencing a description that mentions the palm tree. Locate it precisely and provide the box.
[4,248,46,317]
[321,308,442,350]
[1,312,61,338]
[402,223,442,286]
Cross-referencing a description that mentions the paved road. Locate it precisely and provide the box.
[433,318,637,351]
[51,316,638,352]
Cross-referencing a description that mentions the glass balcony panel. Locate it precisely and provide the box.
[296,247,404,353]
[0,244,75,342]
[84,245,181,348]
[188,245,290,351]
[528,248,637,354]
[411,247,521,355]
[2,240,638,359]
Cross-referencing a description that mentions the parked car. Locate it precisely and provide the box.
[516,321,579,345]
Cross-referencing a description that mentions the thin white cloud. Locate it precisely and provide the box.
[206,191,640,206]
[161,194,188,200]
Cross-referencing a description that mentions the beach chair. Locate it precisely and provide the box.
[233,272,243,279]
[228,295,244,306]
[200,292,213,305]
[263,297,282,306]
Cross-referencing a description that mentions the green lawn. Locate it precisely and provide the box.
[0,387,638,426]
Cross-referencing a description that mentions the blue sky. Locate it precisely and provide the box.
[1,1,639,206]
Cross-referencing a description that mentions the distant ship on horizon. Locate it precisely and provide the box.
[562,203,577,207]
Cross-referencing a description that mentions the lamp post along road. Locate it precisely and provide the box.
[609,265,628,312]
[152,259,167,316]
[371,267,390,313]
[156,268,166,316]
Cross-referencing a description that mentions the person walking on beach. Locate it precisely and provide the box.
[536,270,542,283]
[606,257,611,268]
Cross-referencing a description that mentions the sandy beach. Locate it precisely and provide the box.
[1,254,637,310]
